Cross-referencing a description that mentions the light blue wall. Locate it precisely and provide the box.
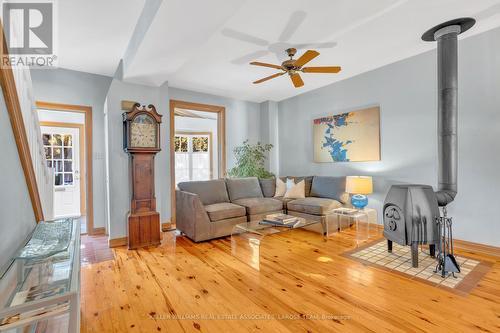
[169,87,262,169]
[104,85,263,239]
[0,93,36,269]
[30,69,112,230]
[104,79,169,239]
[278,27,500,246]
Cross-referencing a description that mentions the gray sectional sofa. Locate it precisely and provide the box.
[176,176,350,242]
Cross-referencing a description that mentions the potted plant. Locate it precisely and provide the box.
[227,140,274,178]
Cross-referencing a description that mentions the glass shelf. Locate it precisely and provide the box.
[0,218,80,333]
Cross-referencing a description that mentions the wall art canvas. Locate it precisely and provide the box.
[313,106,380,162]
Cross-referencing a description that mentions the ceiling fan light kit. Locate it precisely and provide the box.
[250,48,341,88]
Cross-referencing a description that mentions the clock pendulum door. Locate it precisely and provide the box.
[128,153,161,249]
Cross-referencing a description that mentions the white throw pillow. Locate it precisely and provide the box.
[284,179,305,199]
[274,177,287,197]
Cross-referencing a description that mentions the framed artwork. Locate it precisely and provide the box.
[313,106,380,162]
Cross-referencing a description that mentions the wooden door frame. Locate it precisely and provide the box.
[169,100,225,225]
[39,121,86,218]
[36,101,100,235]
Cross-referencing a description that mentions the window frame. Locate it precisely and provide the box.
[174,131,213,183]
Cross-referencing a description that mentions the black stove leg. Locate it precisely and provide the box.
[411,243,419,268]
[387,240,393,253]
[429,244,436,257]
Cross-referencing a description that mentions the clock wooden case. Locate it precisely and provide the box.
[123,103,162,249]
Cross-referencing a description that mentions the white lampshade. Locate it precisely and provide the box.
[345,176,373,195]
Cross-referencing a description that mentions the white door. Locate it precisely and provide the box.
[41,126,81,218]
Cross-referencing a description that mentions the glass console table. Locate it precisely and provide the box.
[231,218,326,270]
[0,218,80,333]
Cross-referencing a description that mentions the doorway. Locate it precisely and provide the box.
[169,100,226,225]
[36,101,95,235]
[40,124,84,220]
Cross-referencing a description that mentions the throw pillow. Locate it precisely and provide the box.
[284,179,306,199]
[274,177,287,197]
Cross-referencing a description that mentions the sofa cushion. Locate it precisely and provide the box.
[178,179,229,205]
[284,179,306,199]
[309,176,347,203]
[259,178,276,197]
[232,197,282,215]
[287,197,342,215]
[205,202,246,222]
[281,176,313,196]
[226,177,263,201]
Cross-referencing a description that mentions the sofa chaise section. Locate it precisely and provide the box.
[176,179,247,242]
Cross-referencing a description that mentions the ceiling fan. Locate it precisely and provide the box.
[250,48,341,88]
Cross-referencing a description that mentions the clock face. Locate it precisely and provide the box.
[130,114,157,148]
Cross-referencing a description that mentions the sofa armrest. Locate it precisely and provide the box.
[176,190,211,242]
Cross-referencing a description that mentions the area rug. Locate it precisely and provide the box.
[343,239,492,294]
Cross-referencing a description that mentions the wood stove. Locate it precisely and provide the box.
[383,18,475,268]
[383,185,439,267]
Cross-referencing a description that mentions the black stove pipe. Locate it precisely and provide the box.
[422,18,475,206]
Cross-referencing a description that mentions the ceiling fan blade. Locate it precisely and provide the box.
[302,66,341,73]
[221,28,269,46]
[294,50,319,67]
[253,72,285,84]
[290,73,304,88]
[279,10,307,42]
[250,61,283,70]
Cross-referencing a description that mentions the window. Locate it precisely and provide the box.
[43,133,74,186]
[175,134,211,184]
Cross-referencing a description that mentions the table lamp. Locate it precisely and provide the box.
[345,176,373,209]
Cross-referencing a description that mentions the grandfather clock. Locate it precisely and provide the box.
[123,103,162,249]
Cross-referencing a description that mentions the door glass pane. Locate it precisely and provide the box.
[53,147,62,159]
[64,161,73,172]
[54,160,63,172]
[64,173,73,185]
[64,148,72,159]
[42,134,51,145]
[63,134,73,146]
[53,134,62,146]
[44,146,52,159]
[43,131,76,187]
[54,173,63,186]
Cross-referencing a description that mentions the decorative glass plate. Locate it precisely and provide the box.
[15,219,73,259]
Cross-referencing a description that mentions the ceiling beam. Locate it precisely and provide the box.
[122,0,163,76]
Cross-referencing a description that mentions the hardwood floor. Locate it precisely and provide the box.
[81,228,500,333]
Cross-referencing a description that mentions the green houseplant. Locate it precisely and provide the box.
[227,140,274,178]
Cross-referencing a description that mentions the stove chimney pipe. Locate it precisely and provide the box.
[422,18,475,206]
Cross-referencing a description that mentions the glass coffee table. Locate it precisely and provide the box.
[231,217,327,270]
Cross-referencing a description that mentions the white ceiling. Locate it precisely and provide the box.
[57,0,145,76]
[58,0,500,102]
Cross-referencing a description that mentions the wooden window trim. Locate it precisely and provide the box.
[169,100,226,225]
[35,101,97,235]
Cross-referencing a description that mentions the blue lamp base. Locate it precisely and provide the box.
[351,194,368,209]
